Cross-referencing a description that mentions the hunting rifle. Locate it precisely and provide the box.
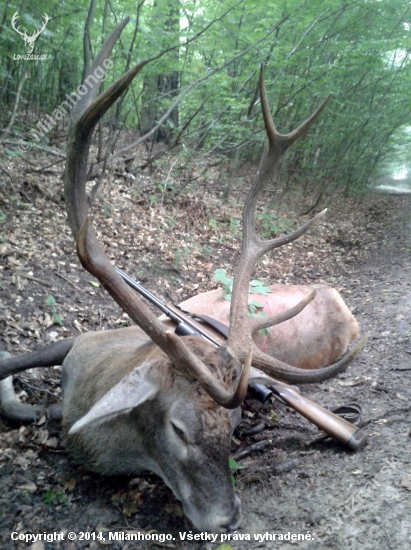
[116,267,367,451]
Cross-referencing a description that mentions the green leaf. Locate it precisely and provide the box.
[250,280,272,295]
[89,281,100,287]
[52,311,63,326]
[5,149,20,158]
[214,268,233,287]
[103,203,113,218]
[248,300,263,308]
[46,295,56,307]
[229,457,244,470]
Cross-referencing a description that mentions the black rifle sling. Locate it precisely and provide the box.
[177,308,230,339]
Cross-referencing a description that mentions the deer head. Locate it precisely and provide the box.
[11,12,50,54]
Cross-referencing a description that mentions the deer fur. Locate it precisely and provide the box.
[176,283,359,369]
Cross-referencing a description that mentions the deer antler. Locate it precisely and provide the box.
[225,67,367,382]
[64,18,249,409]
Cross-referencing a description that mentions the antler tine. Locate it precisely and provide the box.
[247,333,369,384]
[224,67,367,384]
[260,65,332,151]
[11,12,24,38]
[165,333,252,409]
[66,19,248,409]
[250,289,317,335]
[68,17,131,134]
[227,68,331,349]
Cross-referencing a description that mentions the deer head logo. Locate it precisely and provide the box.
[12,12,50,54]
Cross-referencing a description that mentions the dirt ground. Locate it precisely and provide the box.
[0,154,410,549]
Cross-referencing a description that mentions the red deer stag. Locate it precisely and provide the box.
[0,18,366,533]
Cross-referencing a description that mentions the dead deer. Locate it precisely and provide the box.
[0,18,366,533]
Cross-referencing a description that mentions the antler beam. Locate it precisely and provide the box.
[225,66,366,380]
[65,19,249,408]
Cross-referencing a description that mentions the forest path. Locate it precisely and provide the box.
[0,177,410,549]
[240,196,411,550]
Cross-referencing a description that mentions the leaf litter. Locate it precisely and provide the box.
[0,144,411,548]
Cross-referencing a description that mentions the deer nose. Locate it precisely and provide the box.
[220,495,242,532]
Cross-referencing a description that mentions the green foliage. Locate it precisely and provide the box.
[229,218,240,235]
[258,212,293,239]
[214,268,271,301]
[229,456,244,490]
[102,204,113,218]
[2,0,411,202]
[10,195,26,207]
[46,295,63,326]
[214,268,233,300]
[193,243,213,259]
[4,149,20,158]
[157,180,175,193]
[229,456,244,470]
[42,490,68,506]
[250,279,273,296]
[214,268,271,336]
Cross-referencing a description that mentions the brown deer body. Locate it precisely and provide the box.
[0,17,366,533]
[175,284,359,369]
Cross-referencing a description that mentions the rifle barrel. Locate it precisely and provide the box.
[116,267,220,347]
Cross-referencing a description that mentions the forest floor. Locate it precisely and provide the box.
[0,146,410,550]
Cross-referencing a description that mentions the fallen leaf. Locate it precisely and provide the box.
[400,476,411,490]
[73,319,83,333]
[64,478,76,491]
[122,502,140,516]
[45,437,59,448]
[37,415,47,426]
[14,455,31,470]
[17,481,37,493]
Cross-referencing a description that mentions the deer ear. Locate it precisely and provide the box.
[68,364,158,434]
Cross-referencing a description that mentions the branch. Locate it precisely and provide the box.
[0,74,30,144]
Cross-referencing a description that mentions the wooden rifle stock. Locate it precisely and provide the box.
[270,385,367,451]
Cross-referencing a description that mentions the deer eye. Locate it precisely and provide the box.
[171,422,187,442]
